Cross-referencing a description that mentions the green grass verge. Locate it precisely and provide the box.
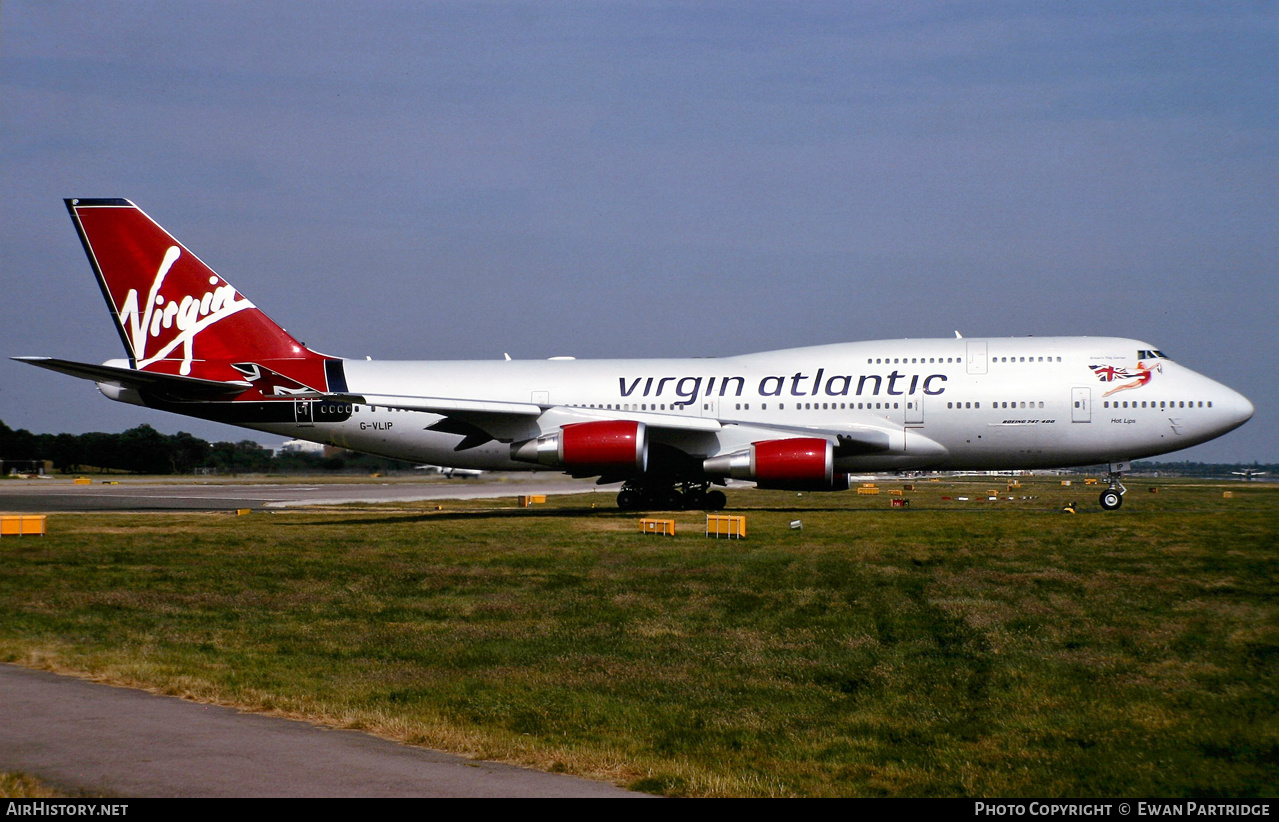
[0,772,67,798]
[1,478,1275,796]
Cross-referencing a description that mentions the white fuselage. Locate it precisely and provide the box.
[229,336,1253,474]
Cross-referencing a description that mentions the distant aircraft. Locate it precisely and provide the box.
[17,199,1254,511]
[415,464,484,479]
[1232,470,1267,480]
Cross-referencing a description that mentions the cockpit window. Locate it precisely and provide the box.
[1138,349,1170,360]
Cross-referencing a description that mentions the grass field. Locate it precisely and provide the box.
[1,477,1275,797]
[0,772,65,798]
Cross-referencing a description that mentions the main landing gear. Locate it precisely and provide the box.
[616,480,727,512]
[1099,461,1129,511]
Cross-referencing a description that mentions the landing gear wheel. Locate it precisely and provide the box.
[618,481,725,511]
[616,488,642,511]
[1099,489,1123,511]
[683,488,707,510]
[640,487,666,510]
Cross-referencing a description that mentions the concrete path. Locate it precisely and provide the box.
[0,665,643,798]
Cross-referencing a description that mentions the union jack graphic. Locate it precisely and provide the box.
[1090,361,1161,397]
[1089,365,1130,382]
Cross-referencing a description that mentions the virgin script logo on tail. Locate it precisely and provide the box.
[116,246,255,374]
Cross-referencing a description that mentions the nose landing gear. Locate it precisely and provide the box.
[1099,461,1130,510]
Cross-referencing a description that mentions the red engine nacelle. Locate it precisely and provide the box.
[751,438,833,482]
[703,437,834,484]
[511,420,648,472]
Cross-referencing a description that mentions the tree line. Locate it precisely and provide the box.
[0,420,413,475]
[2,418,1269,478]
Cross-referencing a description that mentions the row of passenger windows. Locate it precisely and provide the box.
[574,400,1048,413]
[1104,400,1212,409]
[866,356,1063,365]
[946,401,1045,409]
[572,402,910,412]
[390,395,1214,417]
[411,396,1214,414]
[727,402,901,411]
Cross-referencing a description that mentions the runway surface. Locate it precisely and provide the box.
[0,474,617,512]
[0,665,642,798]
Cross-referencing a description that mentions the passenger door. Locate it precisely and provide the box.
[1071,387,1091,423]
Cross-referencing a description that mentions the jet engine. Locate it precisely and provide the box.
[703,437,835,482]
[511,420,648,472]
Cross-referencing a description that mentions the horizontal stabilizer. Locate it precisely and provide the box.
[13,357,252,398]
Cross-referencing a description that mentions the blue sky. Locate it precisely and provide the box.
[2,2,1274,461]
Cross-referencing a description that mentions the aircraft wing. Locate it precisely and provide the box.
[356,392,910,457]
[358,393,722,432]
[731,419,912,455]
[355,393,723,449]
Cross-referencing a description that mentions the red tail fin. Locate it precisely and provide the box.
[67,198,335,392]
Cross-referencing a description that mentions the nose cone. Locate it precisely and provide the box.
[1207,383,1258,439]
[1220,386,1254,434]
[1175,370,1254,450]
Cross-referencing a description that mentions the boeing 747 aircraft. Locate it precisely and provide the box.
[17,199,1254,510]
